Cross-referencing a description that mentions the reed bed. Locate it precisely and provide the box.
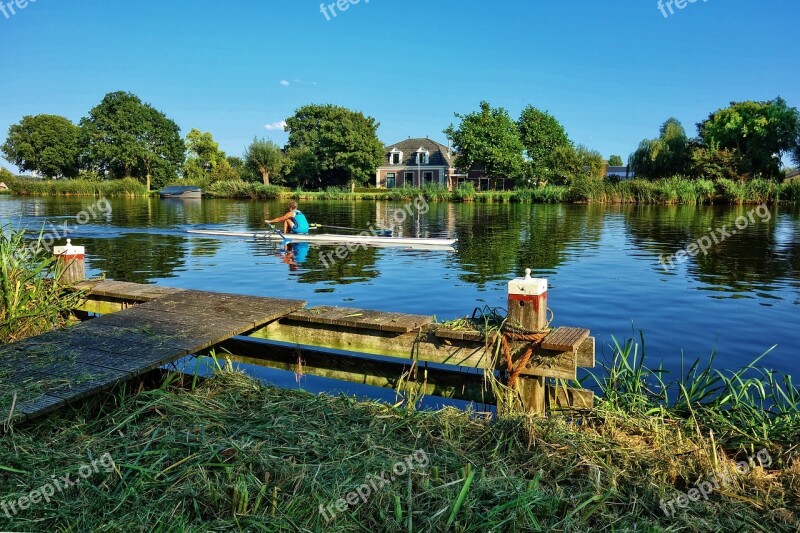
[7,178,147,197]
[203,180,283,200]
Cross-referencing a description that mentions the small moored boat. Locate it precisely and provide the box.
[159,186,202,199]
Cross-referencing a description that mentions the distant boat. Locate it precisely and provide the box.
[159,186,202,199]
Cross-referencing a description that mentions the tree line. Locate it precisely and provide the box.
[0,93,384,191]
[3,91,798,191]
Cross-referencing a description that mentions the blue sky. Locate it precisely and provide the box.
[1,0,798,169]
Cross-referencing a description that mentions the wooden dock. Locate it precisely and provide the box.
[0,282,304,423]
[1,276,596,425]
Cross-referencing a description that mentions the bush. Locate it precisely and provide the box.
[452,182,476,202]
[205,180,283,200]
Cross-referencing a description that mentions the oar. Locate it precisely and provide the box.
[264,221,289,242]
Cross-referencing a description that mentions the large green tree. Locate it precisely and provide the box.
[285,104,383,188]
[79,92,185,191]
[184,129,239,183]
[244,138,283,186]
[517,106,571,180]
[444,101,525,181]
[2,115,81,178]
[698,97,800,180]
[630,118,690,180]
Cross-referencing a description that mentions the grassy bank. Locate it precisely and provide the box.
[6,177,148,197]
[0,356,797,531]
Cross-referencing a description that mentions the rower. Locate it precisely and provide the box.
[266,201,310,235]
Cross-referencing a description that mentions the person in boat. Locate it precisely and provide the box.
[266,201,310,234]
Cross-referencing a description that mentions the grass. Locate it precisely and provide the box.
[0,355,796,531]
[0,224,84,343]
[6,177,147,197]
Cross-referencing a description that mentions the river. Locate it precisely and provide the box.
[2,195,798,401]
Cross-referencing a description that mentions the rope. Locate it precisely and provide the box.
[469,305,554,389]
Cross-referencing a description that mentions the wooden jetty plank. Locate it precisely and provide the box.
[4,287,307,424]
[541,327,590,353]
[73,280,186,302]
[520,347,577,380]
[286,306,433,333]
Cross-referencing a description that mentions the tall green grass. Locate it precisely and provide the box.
[0,224,83,343]
[596,333,799,448]
[8,178,147,197]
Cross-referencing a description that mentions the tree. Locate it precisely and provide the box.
[698,97,800,180]
[79,92,185,191]
[548,144,605,184]
[517,106,571,180]
[608,155,624,167]
[444,101,525,181]
[183,129,237,183]
[244,138,283,186]
[2,115,80,178]
[630,118,690,180]
[285,104,384,188]
[283,146,321,189]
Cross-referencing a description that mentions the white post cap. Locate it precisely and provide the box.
[508,268,547,296]
[54,239,85,256]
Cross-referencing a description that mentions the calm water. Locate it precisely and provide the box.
[2,195,799,393]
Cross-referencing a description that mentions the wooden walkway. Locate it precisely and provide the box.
[0,282,304,423]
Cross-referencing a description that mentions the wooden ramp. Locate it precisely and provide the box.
[0,283,305,423]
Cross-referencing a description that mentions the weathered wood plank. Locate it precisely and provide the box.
[287,306,432,333]
[541,327,590,352]
[519,346,577,379]
[547,385,595,410]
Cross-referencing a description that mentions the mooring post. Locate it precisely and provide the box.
[53,239,86,285]
[508,268,548,414]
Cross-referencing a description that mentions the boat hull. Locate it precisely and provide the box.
[188,229,456,249]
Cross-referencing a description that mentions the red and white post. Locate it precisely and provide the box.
[507,268,548,414]
[53,239,86,285]
[507,268,548,332]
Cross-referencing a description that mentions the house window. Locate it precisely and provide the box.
[423,171,434,185]
[386,172,396,189]
[389,148,403,165]
[416,148,430,165]
[404,172,414,187]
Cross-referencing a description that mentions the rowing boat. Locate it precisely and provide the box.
[187,229,457,249]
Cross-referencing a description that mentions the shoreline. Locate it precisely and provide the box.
[4,177,800,204]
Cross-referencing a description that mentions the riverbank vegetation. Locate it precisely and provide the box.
[0,343,797,531]
[0,226,82,343]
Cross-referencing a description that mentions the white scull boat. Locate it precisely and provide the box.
[188,229,457,249]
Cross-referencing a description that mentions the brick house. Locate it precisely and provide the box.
[376,138,460,189]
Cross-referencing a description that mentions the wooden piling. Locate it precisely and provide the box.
[53,239,86,285]
[508,269,548,414]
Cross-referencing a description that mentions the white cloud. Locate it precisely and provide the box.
[265,121,287,131]
[280,80,290,86]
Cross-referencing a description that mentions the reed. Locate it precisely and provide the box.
[204,180,283,200]
[0,224,83,343]
[7,178,147,197]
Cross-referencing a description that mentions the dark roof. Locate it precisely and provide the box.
[383,138,454,167]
